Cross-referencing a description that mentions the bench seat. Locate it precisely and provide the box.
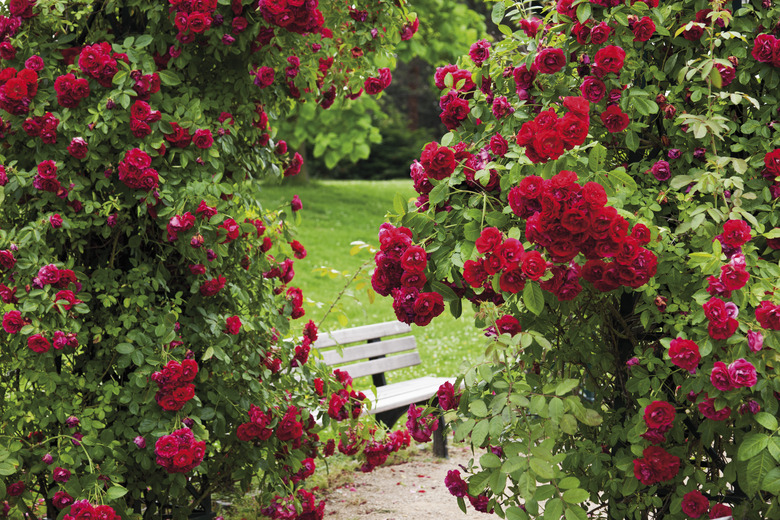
[313,321,452,457]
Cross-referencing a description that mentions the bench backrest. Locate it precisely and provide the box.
[314,321,419,381]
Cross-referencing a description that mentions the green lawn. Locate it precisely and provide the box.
[257,179,486,384]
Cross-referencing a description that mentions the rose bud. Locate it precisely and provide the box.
[133,436,146,449]
[190,234,204,248]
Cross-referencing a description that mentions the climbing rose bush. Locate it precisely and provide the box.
[0,0,415,518]
[376,0,780,518]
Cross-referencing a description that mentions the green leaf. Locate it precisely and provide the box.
[429,182,450,206]
[755,412,778,431]
[670,175,695,190]
[106,485,129,500]
[523,283,544,315]
[116,343,134,354]
[135,35,153,48]
[763,467,780,494]
[470,400,488,417]
[744,450,774,496]
[739,433,769,461]
[158,70,181,86]
[607,168,637,193]
[562,488,590,504]
[560,414,578,435]
[576,2,591,23]
[471,419,489,447]
[502,456,524,474]
[558,476,580,490]
[506,506,530,520]
[481,452,502,468]
[543,498,563,520]
[588,143,607,171]
[529,457,554,480]
[441,132,455,147]
[491,1,506,24]
[625,131,640,151]
[555,379,579,396]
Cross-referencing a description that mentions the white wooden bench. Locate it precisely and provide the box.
[313,321,453,457]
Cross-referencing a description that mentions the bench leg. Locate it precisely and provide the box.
[432,414,448,458]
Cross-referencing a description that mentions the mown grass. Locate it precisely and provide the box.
[257,179,487,387]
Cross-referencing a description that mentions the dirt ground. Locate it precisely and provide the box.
[322,442,475,520]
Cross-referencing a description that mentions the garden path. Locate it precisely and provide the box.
[323,442,473,520]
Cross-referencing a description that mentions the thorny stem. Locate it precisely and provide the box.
[316,258,374,331]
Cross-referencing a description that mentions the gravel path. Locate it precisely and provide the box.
[323,442,475,520]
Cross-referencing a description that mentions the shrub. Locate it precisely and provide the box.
[376,0,780,518]
[0,1,414,518]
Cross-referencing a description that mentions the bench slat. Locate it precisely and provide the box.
[319,336,417,366]
[313,321,412,348]
[362,376,454,415]
[338,352,421,379]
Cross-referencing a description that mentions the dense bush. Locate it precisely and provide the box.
[0,1,412,519]
[376,0,780,518]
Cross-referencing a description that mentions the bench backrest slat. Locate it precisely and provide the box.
[320,336,416,366]
[338,352,421,379]
[313,321,412,349]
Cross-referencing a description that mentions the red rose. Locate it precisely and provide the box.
[600,105,630,133]
[463,259,488,288]
[2,310,24,333]
[131,100,151,121]
[28,333,51,353]
[521,250,547,280]
[668,337,701,373]
[708,317,738,340]
[475,227,503,254]
[720,219,751,247]
[67,137,88,159]
[499,268,526,293]
[728,358,757,388]
[497,238,524,270]
[400,245,427,273]
[703,297,728,324]
[437,381,460,411]
[489,134,508,157]
[643,400,675,429]
[534,47,566,74]
[709,504,732,519]
[593,45,626,76]
[420,142,456,180]
[532,129,564,161]
[200,276,226,297]
[756,300,780,329]
[752,34,777,63]
[681,490,709,518]
[412,292,444,326]
[632,16,656,42]
[580,76,606,103]
[698,397,731,420]
[590,22,612,45]
[364,76,385,95]
[193,129,213,149]
[557,113,589,148]
[219,218,240,243]
[225,315,241,335]
[276,406,303,441]
[710,361,734,391]
[37,160,58,179]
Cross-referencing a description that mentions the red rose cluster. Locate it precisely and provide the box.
[325,369,366,422]
[516,97,590,164]
[154,427,206,473]
[53,73,90,108]
[756,300,780,330]
[364,68,392,96]
[131,71,160,100]
[199,275,225,297]
[698,395,731,421]
[0,66,38,115]
[260,489,325,520]
[169,0,218,43]
[23,112,59,144]
[762,148,780,200]
[78,43,119,88]
[166,212,195,242]
[371,224,445,326]
[495,170,655,300]
[702,297,739,340]
[63,500,120,520]
[405,403,438,442]
[434,64,476,130]
[710,358,757,391]
[358,428,412,473]
[236,404,274,442]
[641,400,675,444]
[751,34,780,67]
[151,359,198,411]
[632,445,680,486]
[118,148,159,191]
[33,160,64,194]
[258,0,324,35]
[165,122,193,148]
[129,100,162,139]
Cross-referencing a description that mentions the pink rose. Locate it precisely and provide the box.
[727,358,757,388]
